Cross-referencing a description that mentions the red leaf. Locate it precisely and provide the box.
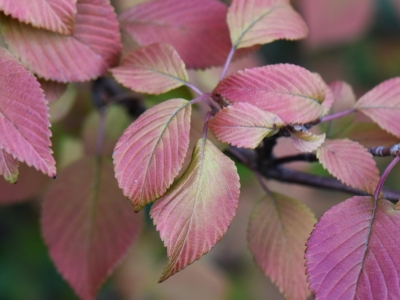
[227,0,308,49]
[119,0,239,69]
[0,0,121,82]
[317,139,379,195]
[150,138,240,282]
[39,79,68,104]
[248,192,316,300]
[355,77,400,138]
[0,0,76,34]
[0,51,55,177]
[42,158,143,300]
[306,196,400,299]
[291,131,325,153]
[113,99,191,211]
[0,149,18,184]
[213,64,329,124]
[111,43,189,95]
[209,102,284,149]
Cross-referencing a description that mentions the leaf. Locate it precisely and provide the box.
[119,0,245,69]
[111,43,189,95]
[317,139,379,195]
[113,99,191,212]
[291,131,325,153]
[0,149,18,183]
[305,196,400,299]
[227,0,308,49]
[0,0,121,82]
[42,158,143,300]
[209,102,284,149]
[355,78,400,138]
[39,79,68,104]
[0,51,56,177]
[248,192,316,300]
[213,64,329,124]
[48,84,78,122]
[150,138,240,282]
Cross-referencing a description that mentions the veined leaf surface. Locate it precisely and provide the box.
[0,0,121,82]
[227,0,308,49]
[209,102,284,149]
[306,196,400,299]
[151,138,240,282]
[0,0,76,34]
[42,158,143,300]
[291,131,325,153]
[111,43,188,95]
[355,77,400,138]
[113,99,191,211]
[213,64,329,124]
[0,51,55,177]
[248,192,316,300]
[0,149,18,183]
[317,139,379,195]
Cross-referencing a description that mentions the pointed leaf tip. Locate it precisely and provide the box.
[113,99,192,211]
[151,139,240,282]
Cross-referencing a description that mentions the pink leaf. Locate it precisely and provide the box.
[209,102,284,149]
[119,0,245,69]
[227,0,308,49]
[299,0,374,49]
[0,0,76,34]
[0,0,121,82]
[113,99,191,212]
[0,149,18,184]
[355,78,400,138]
[151,138,240,282]
[291,131,325,153]
[110,43,189,95]
[248,192,316,300]
[39,79,68,104]
[213,64,329,124]
[0,51,55,177]
[306,196,400,299]
[42,158,143,300]
[317,139,379,195]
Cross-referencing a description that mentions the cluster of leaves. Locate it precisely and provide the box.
[1,0,400,299]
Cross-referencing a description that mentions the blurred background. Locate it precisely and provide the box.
[1,0,400,299]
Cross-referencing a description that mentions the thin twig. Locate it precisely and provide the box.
[219,47,236,80]
[319,108,356,123]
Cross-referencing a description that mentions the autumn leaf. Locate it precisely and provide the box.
[0,0,121,82]
[213,64,329,124]
[0,0,76,34]
[111,43,189,95]
[291,131,325,153]
[0,149,18,184]
[317,139,379,195]
[355,77,400,138]
[209,102,284,149]
[306,196,400,299]
[227,0,308,49]
[248,192,316,300]
[42,158,143,300]
[113,99,191,211]
[39,79,68,104]
[151,138,240,282]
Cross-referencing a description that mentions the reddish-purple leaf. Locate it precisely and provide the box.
[151,138,240,282]
[110,43,189,95]
[0,0,121,82]
[0,149,18,183]
[306,196,400,299]
[291,131,325,153]
[209,102,284,149]
[213,64,330,124]
[248,192,316,300]
[0,0,76,34]
[42,158,143,300]
[317,139,379,195]
[113,99,191,212]
[355,78,400,138]
[227,0,308,49]
[39,79,68,104]
[119,0,240,69]
[0,51,55,177]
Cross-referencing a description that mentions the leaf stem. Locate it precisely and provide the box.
[95,107,107,157]
[219,47,236,81]
[202,111,212,141]
[319,108,356,123]
[185,82,203,96]
[374,154,400,200]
